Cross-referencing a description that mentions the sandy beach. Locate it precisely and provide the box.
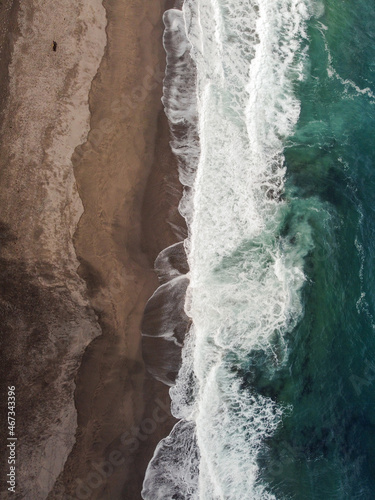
[0,0,183,498]
[53,0,183,497]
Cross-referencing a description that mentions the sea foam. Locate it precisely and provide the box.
[143,1,314,498]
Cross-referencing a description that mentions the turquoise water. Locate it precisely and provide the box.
[143,1,375,498]
[258,1,375,498]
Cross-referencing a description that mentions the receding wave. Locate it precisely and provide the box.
[142,0,318,498]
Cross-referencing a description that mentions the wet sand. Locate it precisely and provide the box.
[0,0,183,498]
[50,0,184,498]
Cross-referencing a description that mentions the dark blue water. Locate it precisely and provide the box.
[258,1,375,498]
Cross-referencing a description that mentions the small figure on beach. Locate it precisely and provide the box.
[52,41,57,52]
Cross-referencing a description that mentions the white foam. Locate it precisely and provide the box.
[142,420,199,499]
[318,22,375,103]
[143,0,315,498]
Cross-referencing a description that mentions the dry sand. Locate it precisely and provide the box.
[0,0,106,497]
[0,0,184,498]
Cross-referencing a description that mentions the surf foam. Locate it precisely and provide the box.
[143,1,315,498]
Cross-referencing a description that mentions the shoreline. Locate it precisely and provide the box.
[0,0,184,497]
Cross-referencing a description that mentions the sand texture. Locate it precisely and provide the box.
[0,0,106,497]
[0,0,182,498]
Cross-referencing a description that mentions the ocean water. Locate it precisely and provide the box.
[142,0,375,498]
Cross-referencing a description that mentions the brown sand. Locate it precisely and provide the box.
[49,0,183,499]
[0,0,19,118]
[0,0,183,498]
[0,0,107,497]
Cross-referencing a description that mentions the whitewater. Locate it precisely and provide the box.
[142,0,323,498]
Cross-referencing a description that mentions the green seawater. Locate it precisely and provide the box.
[255,1,375,498]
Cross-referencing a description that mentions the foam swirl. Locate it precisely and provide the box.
[143,1,315,498]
